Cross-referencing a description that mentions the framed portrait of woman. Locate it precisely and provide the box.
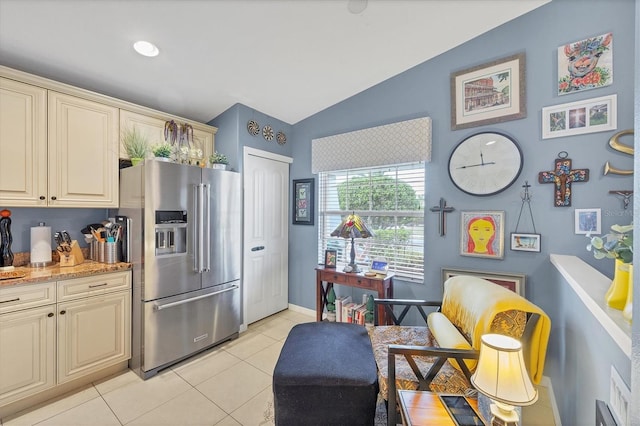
[460,211,505,259]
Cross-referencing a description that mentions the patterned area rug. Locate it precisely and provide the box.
[262,394,389,425]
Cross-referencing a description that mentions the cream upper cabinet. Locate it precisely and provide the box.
[0,78,47,205]
[48,92,119,208]
[120,109,215,162]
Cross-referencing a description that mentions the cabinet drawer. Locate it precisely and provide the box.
[346,275,375,289]
[0,282,56,314]
[319,270,345,284]
[57,271,131,302]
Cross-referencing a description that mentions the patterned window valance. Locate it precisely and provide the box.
[311,117,432,173]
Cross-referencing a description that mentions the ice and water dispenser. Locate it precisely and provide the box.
[155,210,187,256]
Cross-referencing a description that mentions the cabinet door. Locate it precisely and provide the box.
[0,305,56,406]
[0,78,47,206]
[119,109,165,159]
[48,92,119,207]
[193,128,214,162]
[57,291,131,384]
[120,109,215,161]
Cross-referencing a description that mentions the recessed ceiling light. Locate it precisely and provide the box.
[133,41,159,57]
[348,0,367,14]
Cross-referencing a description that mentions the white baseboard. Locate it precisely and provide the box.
[287,303,315,318]
[540,376,562,426]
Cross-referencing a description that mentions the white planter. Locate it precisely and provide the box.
[211,163,227,170]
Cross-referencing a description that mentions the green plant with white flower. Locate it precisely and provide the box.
[587,223,633,264]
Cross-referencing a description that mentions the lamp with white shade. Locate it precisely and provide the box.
[471,333,538,426]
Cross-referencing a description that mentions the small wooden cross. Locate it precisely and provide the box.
[538,152,589,207]
[430,198,455,236]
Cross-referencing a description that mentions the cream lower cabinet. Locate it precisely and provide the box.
[0,272,131,410]
[56,272,131,384]
[0,282,56,407]
[57,290,130,384]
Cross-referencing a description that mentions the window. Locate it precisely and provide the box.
[318,163,425,281]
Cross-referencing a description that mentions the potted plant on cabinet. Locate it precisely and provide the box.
[152,142,173,161]
[122,127,149,165]
[209,151,229,170]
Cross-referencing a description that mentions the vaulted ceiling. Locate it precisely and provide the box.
[0,0,550,124]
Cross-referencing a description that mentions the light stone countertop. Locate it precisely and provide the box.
[0,261,131,288]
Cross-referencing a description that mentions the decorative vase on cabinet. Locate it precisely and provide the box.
[622,264,633,322]
[605,259,630,310]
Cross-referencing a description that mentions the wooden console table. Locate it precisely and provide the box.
[315,266,394,324]
[398,390,485,426]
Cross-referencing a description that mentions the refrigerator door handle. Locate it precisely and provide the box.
[193,184,199,272]
[203,183,211,272]
[197,183,205,273]
[153,284,239,311]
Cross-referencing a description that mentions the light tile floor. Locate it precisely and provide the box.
[1,309,556,426]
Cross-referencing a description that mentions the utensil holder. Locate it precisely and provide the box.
[103,241,121,264]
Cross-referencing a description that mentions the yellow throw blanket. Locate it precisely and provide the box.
[441,275,551,384]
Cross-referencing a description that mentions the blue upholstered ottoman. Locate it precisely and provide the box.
[273,322,379,426]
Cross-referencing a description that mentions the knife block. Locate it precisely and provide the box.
[59,240,85,267]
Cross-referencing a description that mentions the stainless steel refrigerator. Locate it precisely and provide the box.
[118,160,241,379]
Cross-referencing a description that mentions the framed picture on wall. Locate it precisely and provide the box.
[293,178,315,225]
[558,32,613,96]
[541,94,617,139]
[510,233,541,252]
[442,267,525,296]
[459,210,505,259]
[574,208,601,235]
[450,53,526,130]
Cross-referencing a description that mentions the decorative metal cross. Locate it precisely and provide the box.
[430,198,455,236]
[538,151,589,207]
[609,190,634,210]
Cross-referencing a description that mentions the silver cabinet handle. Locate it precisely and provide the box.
[0,297,20,304]
[251,246,265,252]
[89,283,108,288]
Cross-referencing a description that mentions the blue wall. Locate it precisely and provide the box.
[209,103,293,172]
[285,0,636,424]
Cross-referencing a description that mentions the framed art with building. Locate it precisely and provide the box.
[450,53,526,130]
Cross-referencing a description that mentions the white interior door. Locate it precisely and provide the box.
[243,147,292,325]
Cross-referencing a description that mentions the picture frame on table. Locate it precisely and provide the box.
[574,208,601,235]
[450,53,526,130]
[324,249,337,268]
[541,94,617,139]
[459,210,505,259]
[442,267,525,296]
[293,178,314,225]
[510,233,541,252]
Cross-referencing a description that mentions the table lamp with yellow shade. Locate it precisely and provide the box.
[471,334,538,426]
[330,213,373,273]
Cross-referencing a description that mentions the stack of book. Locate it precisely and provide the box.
[334,295,372,325]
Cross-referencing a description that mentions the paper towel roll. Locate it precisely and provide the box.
[31,224,52,265]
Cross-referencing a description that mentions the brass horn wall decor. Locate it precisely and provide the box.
[603,129,634,175]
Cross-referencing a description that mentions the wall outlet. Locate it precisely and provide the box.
[610,366,630,426]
